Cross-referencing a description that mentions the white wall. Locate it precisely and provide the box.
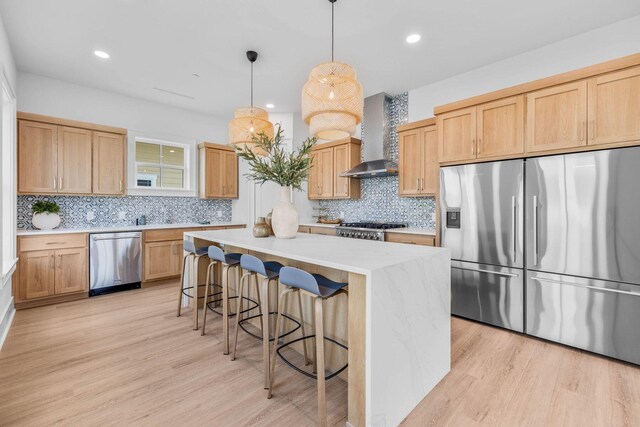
[409,15,640,121]
[0,12,16,350]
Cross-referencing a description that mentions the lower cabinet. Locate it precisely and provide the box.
[298,225,336,236]
[385,232,436,246]
[144,240,183,281]
[16,234,88,307]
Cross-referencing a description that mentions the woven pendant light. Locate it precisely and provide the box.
[302,0,363,140]
[229,51,274,156]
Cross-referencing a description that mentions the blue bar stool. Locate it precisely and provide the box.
[232,254,307,389]
[201,246,259,355]
[267,267,348,427]
[176,240,209,330]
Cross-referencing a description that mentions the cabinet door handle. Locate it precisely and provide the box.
[416,178,420,191]
[477,139,482,155]
[119,180,122,192]
[471,140,476,155]
[59,177,63,191]
[421,178,424,192]
[53,177,57,191]
[579,122,585,141]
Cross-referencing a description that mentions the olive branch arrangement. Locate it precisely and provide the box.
[235,124,317,191]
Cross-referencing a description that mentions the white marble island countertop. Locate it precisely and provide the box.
[186,229,451,426]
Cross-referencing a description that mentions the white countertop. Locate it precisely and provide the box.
[186,228,447,276]
[16,222,246,236]
[299,222,436,236]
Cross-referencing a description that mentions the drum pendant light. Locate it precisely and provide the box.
[302,0,363,140]
[229,50,274,156]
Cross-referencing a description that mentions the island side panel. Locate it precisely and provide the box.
[369,250,451,426]
[348,272,367,427]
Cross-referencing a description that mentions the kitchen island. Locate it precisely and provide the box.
[185,229,450,426]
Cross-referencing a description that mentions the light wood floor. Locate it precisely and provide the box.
[1,283,639,426]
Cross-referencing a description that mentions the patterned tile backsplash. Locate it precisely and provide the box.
[319,92,437,229]
[17,195,232,230]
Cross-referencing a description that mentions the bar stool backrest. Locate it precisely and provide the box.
[240,254,268,276]
[183,239,197,254]
[280,267,320,296]
[207,245,225,263]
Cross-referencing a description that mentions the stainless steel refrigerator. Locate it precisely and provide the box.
[440,159,525,332]
[441,147,640,364]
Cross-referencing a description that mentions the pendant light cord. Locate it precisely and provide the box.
[250,61,254,108]
[331,0,334,62]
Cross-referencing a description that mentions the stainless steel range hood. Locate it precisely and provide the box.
[340,93,397,179]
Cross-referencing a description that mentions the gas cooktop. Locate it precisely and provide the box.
[336,222,407,240]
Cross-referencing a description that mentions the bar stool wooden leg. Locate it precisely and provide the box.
[296,291,310,365]
[222,264,230,354]
[231,272,249,361]
[315,296,327,427]
[192,255,203,331]
[176,253,190,317]
[260,277,271,389]
[201,261,214,336]
[254,274,263,333]
[268,288,292,398]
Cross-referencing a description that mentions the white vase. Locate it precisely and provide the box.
[271,186,299,239]
[32,212,61,230]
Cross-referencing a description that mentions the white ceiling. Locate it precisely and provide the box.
[2,0,639,118]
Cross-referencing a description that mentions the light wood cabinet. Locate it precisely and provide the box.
[398,122,438,196]
[144,241,182,281]
[308,138,361,200]
[19,250,56,300]
[93,131,125,195]
[438,107,477,163]
[525,81,587,153]
[17,233,88,306]
[476,96,524,158]
[18,120,57,193]
[198,142,238,199]
[385,232,435,246]
[17,113,127,195]
[57,126,92,194]
[587,66,640,147]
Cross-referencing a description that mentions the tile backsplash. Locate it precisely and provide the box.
[17,195,232,229]
[319,92,437,230]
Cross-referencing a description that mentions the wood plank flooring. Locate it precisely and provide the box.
[1,282,639,426]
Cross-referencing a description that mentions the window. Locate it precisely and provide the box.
[135,139,188,190]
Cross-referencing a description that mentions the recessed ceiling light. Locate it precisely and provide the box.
[406,34,421,44]
[266,103,275,109]
[94,50,110,59]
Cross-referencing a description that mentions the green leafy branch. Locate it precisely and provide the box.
[235,124,317,191]
[32,201,60,214]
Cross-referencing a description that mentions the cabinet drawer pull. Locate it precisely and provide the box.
[46,241,66,245]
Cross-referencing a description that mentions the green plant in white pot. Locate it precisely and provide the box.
[236,125,316,239]
[32,201,61,230]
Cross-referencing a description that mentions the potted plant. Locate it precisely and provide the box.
[236,125,316,239]
[31,201,61,230]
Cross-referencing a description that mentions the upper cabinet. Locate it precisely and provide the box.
[308,138,361,200]
[477,96,524,158]
[437,107,477,163]
[17,112,127,195]
[398,119,438,196]
[93,131,125,195]
[434,54,640,165]
[587,66,640,147]
[198,142,238,199]
[526,82,587,153]
[437,95,524,164]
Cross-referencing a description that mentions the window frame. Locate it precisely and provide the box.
[0,66,17,289]
[127,132,196,197]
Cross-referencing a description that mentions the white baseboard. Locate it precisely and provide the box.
[0,297,15,351]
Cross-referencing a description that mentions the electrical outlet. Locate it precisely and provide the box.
[217,210,223,218]
[86,211,95,221]
[431,212,436,222]
[340,211,345,218]
[118,211,126,220]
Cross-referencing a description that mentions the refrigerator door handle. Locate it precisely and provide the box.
[531,276,640,297]
[511,196,517,263]
[533,195,539,266]
[452,266,519,278]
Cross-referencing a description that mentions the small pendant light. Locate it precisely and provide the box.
[229,50,274,156]
[301,0,363,140]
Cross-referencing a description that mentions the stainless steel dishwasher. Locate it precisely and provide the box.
[89,232,142,296]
